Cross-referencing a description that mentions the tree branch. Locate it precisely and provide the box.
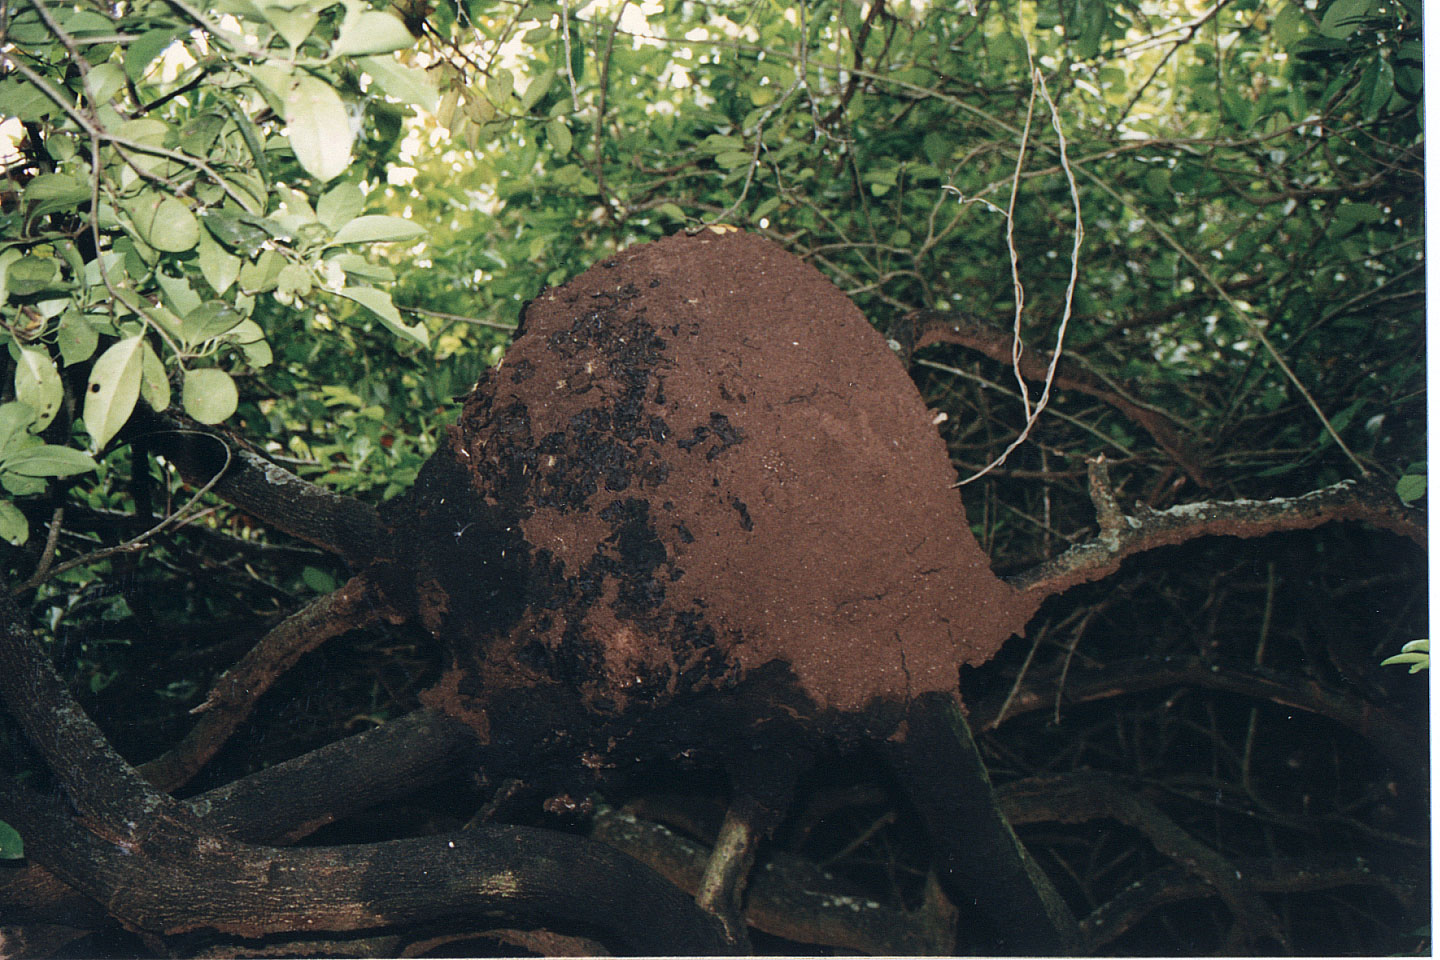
[997,771,1289,951]
[0,592,730,955]
[129,409,385,568]
[1008,460,1424,600]
[904,311,1215,486]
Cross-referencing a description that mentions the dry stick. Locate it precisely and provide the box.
[560,1,581,112]
[949,50,1085,486]
[398,303,517,332]
[997,771,1290,950]
[138,573,393,793]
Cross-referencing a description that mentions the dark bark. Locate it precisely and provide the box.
[968,654,1427,780]
[139,573,396,792]
[1009,460,1424,599]
[128,408,385,567]
[881,693,1082,955]
[0,590,731,955]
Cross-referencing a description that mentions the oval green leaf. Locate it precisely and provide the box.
[333,285,428,346]
[284,76,354,183]
[317,181,365,231]
[140,340,170,412]
[0,819,23,859]
[182,367,238,424]
[0,500,28,546]
[331,215,427,245]
[4,444,100,478]
[148,197,201,252]
[84,335,144,450]
[332,11,414,57]
[14,345,63,431]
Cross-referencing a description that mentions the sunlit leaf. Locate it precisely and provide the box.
[284,75,354,182]
[182,367,239,424]
[84,335,145,450]
[14,346,63,431]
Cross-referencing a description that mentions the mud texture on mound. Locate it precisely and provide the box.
[381,229,1037,747]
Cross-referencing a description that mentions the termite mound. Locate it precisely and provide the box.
[375,228,1038,773]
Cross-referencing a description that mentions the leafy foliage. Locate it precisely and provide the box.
[0,0,1426,952]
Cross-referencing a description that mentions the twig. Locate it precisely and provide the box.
[398,304,517,331]
[12,433,232,593]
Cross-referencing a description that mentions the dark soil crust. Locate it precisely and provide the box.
[377,228,1037,757]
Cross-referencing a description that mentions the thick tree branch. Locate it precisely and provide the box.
[0,592,730,955]
[138,573,397,792]
[592,807,958,955]
[882,693,1082,955]
[129,409,385,568]
[904,310,1215,486]
[1008,461,1425,599]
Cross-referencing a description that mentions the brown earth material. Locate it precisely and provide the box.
[386,228,1037,739]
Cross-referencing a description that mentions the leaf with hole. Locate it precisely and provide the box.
[0,502,27,547]
[84,335,145,451]
[14,346,63,431]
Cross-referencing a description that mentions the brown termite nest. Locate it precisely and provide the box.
[377,228,1038,770]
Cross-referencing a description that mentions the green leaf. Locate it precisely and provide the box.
[147,197,201,253]
[302,565,338,592]
[522,65,557,112]
[57,313,98,366]
[182,302,245,346]
[14,346,63,431]
[84,335,145,450]
[332,11,414,56]
[0,404,36,456]
[0,502,28,547]
[284,75,354,183]
[4,444,100,478]
[333,285,429,346]
[156,270,202,319]
[126,27,185,82]
[6,256,60,298]
[331,214,427,244]
[182,367,239,424]
[0,820,22,859]
[1320,0,1373,38]
[140,340,170,412]
[358,55,439,112]
[203,210,270,251]
[317,181,365,231]
[238,250,286,294]
[260,0,319,49]
[546,116,572,154]
[197,226,242,295]
[23,173,90,224]
[84,62,127,106]
[1396,473,1425,503]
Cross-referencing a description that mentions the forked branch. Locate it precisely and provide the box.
[1009,458,1424,599]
